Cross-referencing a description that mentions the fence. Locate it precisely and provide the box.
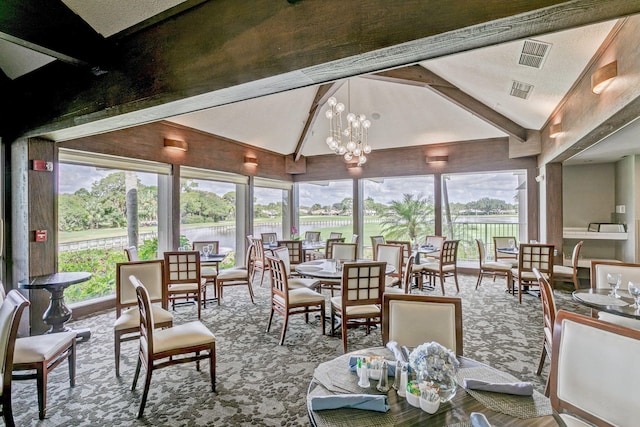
[59,232,157,252]
[447,222,521,261]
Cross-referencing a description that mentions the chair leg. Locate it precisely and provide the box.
[341,317,348,353]
[137,367,153,419]
[217,283,223,306]
[36,364,46,420]
[3,396,15,427]
[266,308,274,332]
[132,357,142,391]
[453,273,459,292]
[330,308,336,337]
[536,345,547,376]
[320,303,325,336]
[279,313,289,345]
[544,374,550,398]
[197,293,201,319]
[475,271,483,290]
[114,331,121,377]
[69,339,76,387]
[210,344,216,393]
[518,281,523,304]
[247,282,255,304]
[439,275,446,295]
[573,276,580,290]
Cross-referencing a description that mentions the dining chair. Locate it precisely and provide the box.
[307,237,345,260]
[331,261,386,353]
[328,232,342,239]
[553,240,583,290]
[260,232,278,245]
[350,234,359,244]
[382,293,463,354]
[421,240,460,295]
[590,260,640,328]
[248,236,270,286]
[163,251,206,318]
[401,255,416,294]
[369,235,386,259]
[125,246,139,261]
[533,268,555,397]
[276,240,304,274]
[0,290,29,427]
[549,310,640,427]
[375,243,403,289]
[129,276,216,419]
[192,240,221,306]
[265,255,326,345]
[475,238,512,290]
[114,260,173,377]
[304,231,321,243]
[423,235,446,261]
[511,243,554,304]
[319,243,357,296]
[272,246,320,290]
[216,245,255,305]
[493,236,518,267]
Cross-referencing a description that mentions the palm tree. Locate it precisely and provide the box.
[380,193,434,242]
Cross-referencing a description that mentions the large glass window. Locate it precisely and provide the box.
[297,180,353,242]
[253,178,291,241]
[362,176,435,258]
[441,171,526,261]
[58,162,162,303]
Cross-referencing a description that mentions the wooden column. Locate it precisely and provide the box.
[545,163,563,264]
[11,137,56,335]
[434,174,442,237]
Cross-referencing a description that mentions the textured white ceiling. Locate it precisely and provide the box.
[62,0,187,37]
[0,38,55,79]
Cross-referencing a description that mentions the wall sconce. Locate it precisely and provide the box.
[346,163,361,169]
[426,155,449,164]
[549,122,562,138]
[243,156,258,166]
[535,174,545,183]
[591,60,617,94]
[164,138,188,151]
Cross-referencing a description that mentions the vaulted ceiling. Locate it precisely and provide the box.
[1,1,639,165]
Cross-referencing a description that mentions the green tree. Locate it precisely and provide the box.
[380,193,434,242]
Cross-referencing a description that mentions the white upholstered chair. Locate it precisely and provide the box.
[382,293,463,354]
[550,310,640,427]
[534,268,556,397]
[590,260,640,329]
[375,243,403,290]
[421,240,460,295]
[493,236,518,267]
[475,239,512,290]
[130,276,216,419]
[272,247,320,290]
[553,240,583,290]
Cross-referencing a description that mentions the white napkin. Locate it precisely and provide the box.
[463,378,534,396]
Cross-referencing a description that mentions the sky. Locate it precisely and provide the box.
[59,164,523,206]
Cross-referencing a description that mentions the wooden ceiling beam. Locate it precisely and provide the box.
[293,82,344,161]
[366,65,529,142]
[7,0,640,141]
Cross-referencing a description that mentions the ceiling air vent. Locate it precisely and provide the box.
[518,40,551,69]
[510,80,534,99]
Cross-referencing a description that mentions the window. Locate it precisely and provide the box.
[253,178,292,241]
[297,180,353,242]
[362,176,435,257]
[58,150,168,303]
[441,171,525,260]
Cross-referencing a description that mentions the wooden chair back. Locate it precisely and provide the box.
[493,236,517,262]
[370,235,386,257]
[272,247,292,276]
[550,310,640,427]
[590,260,640,290]
[351,234,359,244]
[131,277,155,368]
[163,251,202,286]
[440,240,459,267]
[329,232,342,239]
[266,255,288,305]
[375,244,402,275]
[476,239,487,264]
[425,235,445,249]
[192,241,219,254]
[569,240,583,269]
[116,260,167,316]
[536,268,556,336]
[260,233,278,244]
[125,246,139,261]
[340,261,385,309]
[325,237,346,259]
[276,240,303,265]
[402,255,415,293]
[331,243,357,261]
[518,244,553,276]
[386,240,411,264]
[382,293,463,354]
[304,231,321,243]
[0,290,29,424]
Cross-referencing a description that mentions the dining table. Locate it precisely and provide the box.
[572,288,640,320]
[307,346,563,427]
[295,259,396,280]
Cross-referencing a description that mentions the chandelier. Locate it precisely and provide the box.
[324,92,372,166]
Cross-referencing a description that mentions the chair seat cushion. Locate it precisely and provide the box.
[114,305,174,331]
[330,297,381,316]
[553,265,573,276]
[411,264,424,273]
[422,263,455,273]
[201,267,218,278]
[511,269,547,282]
[481,261,512,271]
[217,267,248,280]
[385,276,400,287]
[288,277,320,290]
[275,288,325,305]
[598,311,640,329]
[559,413,592,427]
[14,331,77,363]
[153,321,215,354]
[169,282,200,292]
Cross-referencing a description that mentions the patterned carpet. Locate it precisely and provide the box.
[10,273,589,426]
